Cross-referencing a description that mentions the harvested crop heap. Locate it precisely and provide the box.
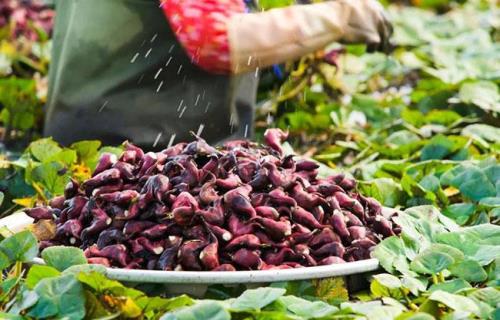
[26,129,399,271]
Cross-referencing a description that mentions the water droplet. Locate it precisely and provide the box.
[130,53,139,63]
[244,124,249,138]
[165,56,173,67]
[202,90,206,100]
[156,81,164,92]
[177,65,183,75]
[196,124,205,137]
[150,33,158,43]
[179,106,187,118]
[154,68,163,79]
[152,132,162,148]
[145,48,153,58]
[177,99,184,112]
[98,101,109,113]
[137,74,144,84]
[167,134,176,148]
[204,102,211,113]
[168,44,175,53]
[255,67,259,78]
[247,56,252,66]
[194,94,200,106]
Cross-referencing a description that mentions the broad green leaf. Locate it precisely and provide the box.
[31,162,71,196]
[428,290,480,316]
[71,140,101,164]
[459,81,499,112]
[278,295,338,319]
[394,312,435,320]
[25,265,61,289]
[401,276,427,296]
[28,138,62,162]
[372,274,402,289]
[479,197,500,207]
[8,289,39,315]
[449,259,488,283]
[41,246,87,271]
[161,301,230,320]
[0,230,38,263]
[358,178,405,208]
[468,287,500,307]
[28,274,85,320]
[443,203,476,226]
[462,124,500,144]
[428,279,471,293]
[45,149,77,166]
[420,135,455,160]
[410,250,454,275]
[372,237,407,274]
[231,287,286,311]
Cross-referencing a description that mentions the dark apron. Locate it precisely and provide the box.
[44,0,257,149]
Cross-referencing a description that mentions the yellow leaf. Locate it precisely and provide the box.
[71,164,92,181]
[312,277,349,301]
[13,198,34,208]
[29,219,56,241]
[444,187,460,197]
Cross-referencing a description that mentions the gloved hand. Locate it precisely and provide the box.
[228,0,392,73]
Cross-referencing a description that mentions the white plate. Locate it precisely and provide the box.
[32,257,379,284]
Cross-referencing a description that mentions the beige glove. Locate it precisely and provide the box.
[228,0,392,74]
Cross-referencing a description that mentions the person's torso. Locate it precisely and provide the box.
[45,0,257,149]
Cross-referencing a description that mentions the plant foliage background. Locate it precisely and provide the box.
[0,0,498,319]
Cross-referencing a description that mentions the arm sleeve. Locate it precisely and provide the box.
[160,0,246,74]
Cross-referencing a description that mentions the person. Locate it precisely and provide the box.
[44,0,391,150]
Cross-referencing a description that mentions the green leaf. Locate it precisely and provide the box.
[410,250,454,275]
[231,287,286,311]
[372,237,408,274]
[25,265,61,289]
[428,290,480,316]
[443,203,476,226]
[45,149,77,166]
[428,279,471,293]
[358,178,405,208]
[161,301,230,320]
[395,312,435,320]
[0,230,38,263]
[28,138,62,162]
[41,246,88,271]
[71,140,101,164]
[449,259,488,283]
[462,124,500,144]
[372,274,402,289]
[31,162,71,196]
[420,135,455,160]
[28,274,85,320]
[468,287,500,307]
[459,81,499,112]
[8,289,39,315]
[278,295,338,319]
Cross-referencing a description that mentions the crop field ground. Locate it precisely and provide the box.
[0,0,498,319]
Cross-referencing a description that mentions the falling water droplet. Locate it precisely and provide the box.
[167,134,176,148]
[130,53,139,63]
[152,132,162,148]
[98,101,109,113]
[244,124,249,138]
[156,81,164,93]
[255,67,259,78]
[196,124,205,137]
[194,94,200,106]
[179,106,187,118]
[266,113,273,125]
[154,68,163,79]
[137,74,144,84]
[204,102,211,113]
[165,56,173,67]
[177,99,184,112]
[202,90,206,100]
[177,65,183,75]
[150,33,158,43]
[247,56,252,66]
[145,48,153,58]
[168,44,175,53]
